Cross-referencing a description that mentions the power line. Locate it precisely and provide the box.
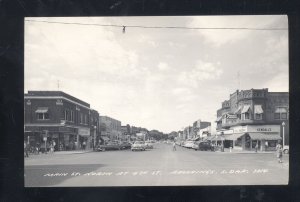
[24,19,288,31]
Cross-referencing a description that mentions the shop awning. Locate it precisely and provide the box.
[211,135,225,141]
[254,105,264,114]
[226,114,237,119]
[35,107,48,113]
[215,116,222,122]
[275,107,287,113]
[234,106,242,114]
[224,133,245,140]
[204,136,213,141]
[241,105,251,113]
[100,136,110,141]
[248,133,282,140]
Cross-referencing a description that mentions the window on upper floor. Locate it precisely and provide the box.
[80,113,83,124]
[35,107,49,120]
[274,107,288,120]
[241,105,251,120]
[254,105,263,120]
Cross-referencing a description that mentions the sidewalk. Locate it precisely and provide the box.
[221,148,275,154]
[52,149,94,155]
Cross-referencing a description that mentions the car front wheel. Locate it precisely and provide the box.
[283,149,289,154]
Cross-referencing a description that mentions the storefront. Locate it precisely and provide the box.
[24,125,88,151]
[218,125,282,151]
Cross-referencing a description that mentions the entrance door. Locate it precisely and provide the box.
[245,133,251,150]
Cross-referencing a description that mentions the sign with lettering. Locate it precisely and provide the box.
[232,126,247,133]
[78,127,90,136]
[232,125,280,133]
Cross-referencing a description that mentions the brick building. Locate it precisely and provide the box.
[215,88,289,151]
[99,116,122,141]
[24,91,100,151]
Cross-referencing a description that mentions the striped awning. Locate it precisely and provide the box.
[215,116,222,122]
[275,107,287,113]
[248,133,282,140]
[100,136,110,141]
[241,105,251,113]
[234,106,242,114]
[254,105,263,114]
[224,133,244,140]
[211,135,225,141]
[226,114,237,119]
[35,107,48,113]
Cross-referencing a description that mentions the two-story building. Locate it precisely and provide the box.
[215,88,289,151]
[99,116,122,141]
[24,91,99,151]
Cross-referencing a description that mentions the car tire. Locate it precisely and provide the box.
[283,149,289,154]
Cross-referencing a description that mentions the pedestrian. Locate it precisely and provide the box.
[276,142,283,163]
[255,141,258,153]
[173,141,176,151]
[50,143,54,154]
[24,141,29,157]
[83,141,86,150]
[53,141,56,152]
[265,141,268,151]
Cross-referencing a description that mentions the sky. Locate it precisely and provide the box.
[24,15,289,133]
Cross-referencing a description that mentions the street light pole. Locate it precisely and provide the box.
[94,125,96,150]
[282,122,285,146]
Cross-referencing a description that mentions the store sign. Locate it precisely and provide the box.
[248,125,280,133]
[232,126,247,133]
[232,125,280,133]
[78,127,90,136]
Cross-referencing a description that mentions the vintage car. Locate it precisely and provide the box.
[183,140,195,148]
[96,142,121,151]
[145,140,154,149]
[194,141,214,151]
[119,141,132,150]
[131,141,146,151]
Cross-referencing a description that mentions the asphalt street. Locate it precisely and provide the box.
[25,143,289,187]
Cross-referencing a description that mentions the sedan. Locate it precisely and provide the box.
[131,141,146,151]
[195,141,214,151]
[120,141,132,150]
[96,142,121,151]
[145,141,154,149]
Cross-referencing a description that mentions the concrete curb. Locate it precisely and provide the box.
[53,150,94,155]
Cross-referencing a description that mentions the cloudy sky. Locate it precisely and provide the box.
[25,15,288,133]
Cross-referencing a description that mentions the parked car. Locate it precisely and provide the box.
[145,141,154,149]
[184,140,195,148]
[120,141,132,150]
[283,145,289,154]
[192,141,201,150]
[96,142,121,151]
[195,141,214,151]
[131,141,146,151]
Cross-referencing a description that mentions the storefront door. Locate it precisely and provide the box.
[245,133,251,150]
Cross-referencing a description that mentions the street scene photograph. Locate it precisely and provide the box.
[24,15,289,187]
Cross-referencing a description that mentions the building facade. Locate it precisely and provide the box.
[215,88,289,151]
[99,116,122,141]
[24,91,100,151]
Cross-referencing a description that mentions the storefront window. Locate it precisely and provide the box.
[234,138,242,147]
[268,140,277,147]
